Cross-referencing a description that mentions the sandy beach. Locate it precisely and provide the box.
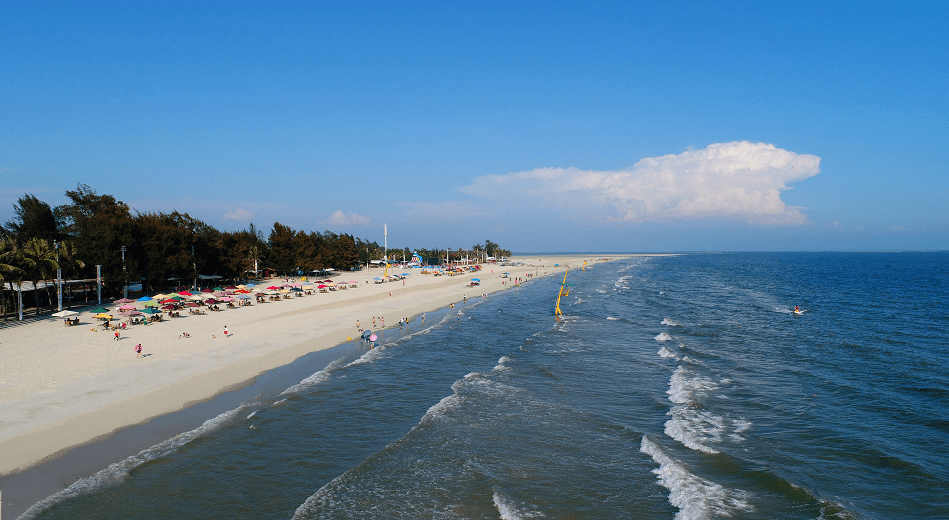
[0,255,613,477]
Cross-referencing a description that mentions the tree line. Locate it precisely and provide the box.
[1,184,510,319]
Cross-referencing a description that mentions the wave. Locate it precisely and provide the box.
[493,488,543,519]
[279,356,349,396]
[667,366,718,404]
[640,436,754,520]
[658,346,677,359]
[655,332,673,342]
[17,407,243,520]
[662,318,680,327]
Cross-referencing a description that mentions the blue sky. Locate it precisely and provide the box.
[3,2,947,251]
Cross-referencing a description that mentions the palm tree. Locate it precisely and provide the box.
[57,241,85,308]
[19,237,59,316]
[0,236,24,320]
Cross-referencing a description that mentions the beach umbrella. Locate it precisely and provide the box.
[471,278,480,282]
[161,304,175,310]
[213,286,223,291]
[52,310,78,317]
[141,308,161,314]
[114,298,135,304]
[120,311,142,316]
[143,300,159,307]
[178,291,194,296]
[237,294,252,299]
[225,286,237,290]
[94,313,113,319]
[218,297,234,301]
[246,283,256,287]
[187,302,200,307]
[89,307,112,314]
[201,288,213,293]
[267,285,280,290]
[119,304,138,311]
[136,296,153,302]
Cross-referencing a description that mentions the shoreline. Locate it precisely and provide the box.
[0,255,638,517]
[0,257,625,471]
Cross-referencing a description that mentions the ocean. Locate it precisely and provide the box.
[10,252,949,519]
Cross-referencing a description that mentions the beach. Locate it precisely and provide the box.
[0,256,605,478]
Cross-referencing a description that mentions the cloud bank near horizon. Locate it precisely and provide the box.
[458,142,821,225]
[324,210,371,226]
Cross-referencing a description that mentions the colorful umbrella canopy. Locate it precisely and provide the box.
[119,304,138,310]
[201,288,213,293]
[143,300,159,307]
[52,310,79,317]
[120,311,142,316]
[94,313,113,319]
[136,296,153,302]
[89,307,112,314]
[178,291,194,296]
[114,298,135,304]
[140,308,161,314]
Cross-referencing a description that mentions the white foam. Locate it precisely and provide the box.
[667,366,718,404]
[664,408,723,454]
[640,436,754,519]
[655,332,673,342]
[493,488,543,519]
[18,407,243,520]
[246,410,257,419]
[607,316,621,321]
[661,318,680,326]
[658,346,677,359]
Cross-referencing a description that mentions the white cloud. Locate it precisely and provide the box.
[458,141,821,225]
[324,210,371,226]
[223,208,254,222]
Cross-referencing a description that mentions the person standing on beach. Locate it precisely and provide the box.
[357,319,361,331]
[372,316,376,328]
[114,330,120,341]
[135,344,143,358]
[224,325,228,337]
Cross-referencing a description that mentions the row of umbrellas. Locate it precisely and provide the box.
[58,280,361,320]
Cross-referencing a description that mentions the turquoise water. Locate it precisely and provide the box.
[13,252,949,519]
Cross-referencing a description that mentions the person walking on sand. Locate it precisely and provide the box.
[224,325,228,337]
[372,316,376,328]
[357,319,361,331]
[135,343,143,358]
[114,330,120,341]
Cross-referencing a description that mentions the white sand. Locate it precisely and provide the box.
[0,255,618,475]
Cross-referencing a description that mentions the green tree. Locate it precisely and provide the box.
[0,236,24,320]
[56,184,137,296]
[19,237,59,316]
[4,194,62,243]
[336,234,361,270]
[268,222,295,275]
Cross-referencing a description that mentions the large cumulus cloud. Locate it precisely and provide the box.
[458,142,821,225]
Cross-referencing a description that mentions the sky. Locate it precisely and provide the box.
[3,1,947,252]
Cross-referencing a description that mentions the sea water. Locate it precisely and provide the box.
[11,252,949,519]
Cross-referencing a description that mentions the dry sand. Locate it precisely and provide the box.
[0,255,615,476]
